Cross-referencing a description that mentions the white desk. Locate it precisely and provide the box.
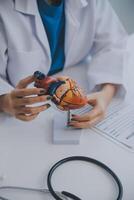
[0,60,134,200]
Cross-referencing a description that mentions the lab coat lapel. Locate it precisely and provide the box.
[15,0,51,67]
[34,11,51,66]
[65,0,88,67]
[14,0,88,69]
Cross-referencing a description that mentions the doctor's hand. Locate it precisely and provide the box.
[69,84,117,129]
[0,76,51,121]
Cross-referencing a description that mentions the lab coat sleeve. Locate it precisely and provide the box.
[0,20,14,96]
[88,0,127,98]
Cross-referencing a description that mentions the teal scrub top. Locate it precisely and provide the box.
[37,0,65,75]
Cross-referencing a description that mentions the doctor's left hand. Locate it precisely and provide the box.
[69,84,117,129]
[0,76,51,121]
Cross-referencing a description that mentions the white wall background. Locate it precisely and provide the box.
[110,0,134,98]
[110,0,134,34]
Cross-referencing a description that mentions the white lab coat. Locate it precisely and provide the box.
[0,0,127,96]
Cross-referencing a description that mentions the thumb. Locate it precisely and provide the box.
[87,93,98,106]
[16,75,35,89]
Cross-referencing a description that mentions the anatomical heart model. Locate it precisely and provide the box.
[34,71,88,111]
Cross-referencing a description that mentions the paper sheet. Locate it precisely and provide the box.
[71,99,134,152]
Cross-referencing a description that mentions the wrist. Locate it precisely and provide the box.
[101,84,117,105]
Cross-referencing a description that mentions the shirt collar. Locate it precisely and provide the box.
[37,0,64,18]
[14,0,88,15]
[14,0,37,15]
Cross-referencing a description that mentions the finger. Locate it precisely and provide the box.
[15,113,39,122]
[87,115,104,127]
[69,115,103,129]
[71,105,102,122]
[88,99,97,106]
[87,93,98,106]
[16,75,35,89]
[15,95,51,106]
[11,88,46,98]
[16,104,51,115]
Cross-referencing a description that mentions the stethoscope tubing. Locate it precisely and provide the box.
[47,156,123,200]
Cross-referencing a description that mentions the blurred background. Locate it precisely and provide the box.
[110,0,134,34]
[110,0,134,99]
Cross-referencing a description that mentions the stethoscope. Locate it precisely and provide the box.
[0,156,123,200]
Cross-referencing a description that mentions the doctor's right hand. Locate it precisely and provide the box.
[0,76,51,121]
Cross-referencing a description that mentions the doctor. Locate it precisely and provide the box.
[0,0,127,128]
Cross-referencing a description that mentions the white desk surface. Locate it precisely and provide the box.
[0,59,134,200]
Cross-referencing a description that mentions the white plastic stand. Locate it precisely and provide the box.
[53,113,82,145]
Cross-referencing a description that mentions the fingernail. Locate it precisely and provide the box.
[71,119,77,121]
[67,123,73,127]
[46,104,51,108]
[46,96,52,100]
[68,122,74,125]
[40,89,46,94]
[67,124,72,127]
[68,124,73,127]
[72,114,77,117]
